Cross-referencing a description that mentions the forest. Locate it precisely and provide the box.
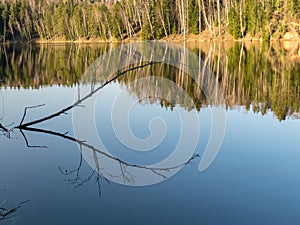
[0,0,299,42]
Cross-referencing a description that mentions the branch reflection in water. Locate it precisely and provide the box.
[20,126,199,197]
[0,199,30,222]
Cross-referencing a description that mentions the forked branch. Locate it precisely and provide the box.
[0,200,30,221]
[16,61,158,129]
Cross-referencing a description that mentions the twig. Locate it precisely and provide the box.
[0,200,30,221]
[0,123,8,133]
[58,145,83,184]
[19,104,45,126]
[15,62,158,129]
[0,88,4,122]
[20,129,47,148]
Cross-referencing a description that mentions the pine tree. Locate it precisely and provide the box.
[44,4,54,39]
[245,0,257,36]
[88,5,99,39]
[188,0,199,34]
[228,7,241,39]
[112,3,123,39]
[54,2,68,39]
[153,1,164,39]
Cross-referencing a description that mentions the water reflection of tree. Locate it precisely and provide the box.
[1,43,299,120]
[221,43,300,120]
[116,43,300,120]
[0,44,113,88]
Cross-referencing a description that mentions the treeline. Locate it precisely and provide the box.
[0,0,299,42]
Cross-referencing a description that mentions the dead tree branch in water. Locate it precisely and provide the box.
[19,104,45,126]
[0,123,14,138]
[6,59,200,194]
[0,123,8,133]
[0,200,30,221]
[15,61,158,129]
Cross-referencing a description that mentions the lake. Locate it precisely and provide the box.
[0,41,300,225]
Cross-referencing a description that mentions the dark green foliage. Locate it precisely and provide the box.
[152,1,164,39]
[228,7,241,39]
[245,0,257,36]
[188,0,199,34]
[0,5,4,36]
[141,0,165,40]
[112,3,122,39]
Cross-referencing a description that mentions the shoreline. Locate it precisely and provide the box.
[1,33,299,45]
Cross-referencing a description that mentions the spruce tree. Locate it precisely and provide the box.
[188,0,199,34]
[228,7,241,39]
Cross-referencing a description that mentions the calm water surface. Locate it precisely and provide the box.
[0,42,300,225]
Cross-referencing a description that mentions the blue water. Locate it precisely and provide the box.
[1,83,300,225]
[1,43,300,225]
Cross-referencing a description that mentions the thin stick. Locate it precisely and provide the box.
[19,104,45,126]
[16,62,157,129]
[0,123,8,133]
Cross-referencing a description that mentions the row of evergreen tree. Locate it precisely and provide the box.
[0,0,299,42]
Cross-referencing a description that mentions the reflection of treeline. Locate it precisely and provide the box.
[116,43,300,120]
[117,63,206,112]
[219,43,300,120]
[0,44,112,88]
[0,43,299,120]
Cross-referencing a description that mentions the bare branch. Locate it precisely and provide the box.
[0,123,13,138]
[0,88,4,122]
[0,200,30,221]
[19,129,47,148]
[58,145,83,184]
[19,104,45,126]
[15,62,158,129]
[0,123,8,133]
